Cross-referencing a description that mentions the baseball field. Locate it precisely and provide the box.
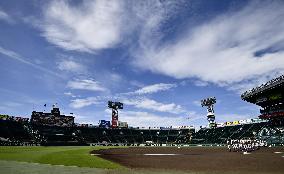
[0,146,283,174]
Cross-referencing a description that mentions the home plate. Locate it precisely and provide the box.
[274,152,283,154]
[144,154,179,156]
[243,152,251,155]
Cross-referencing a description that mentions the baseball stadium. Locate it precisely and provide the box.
[1,1,284,174]
[1,75,284,174]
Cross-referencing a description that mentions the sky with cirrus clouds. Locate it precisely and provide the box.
[0,0,283,127]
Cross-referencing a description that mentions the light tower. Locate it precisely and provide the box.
[108,101,123,128]
[201,97,217,128]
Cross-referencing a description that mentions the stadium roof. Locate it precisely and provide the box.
[241,75,284,106]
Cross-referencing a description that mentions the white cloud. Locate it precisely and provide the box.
[0,9,13,23]
[0,46,62,78]
[104,108,206,127]
[193,100,201,107]
[68,94,186,114]
[122,97,185,114]
[57,59,85,73]
[67,79,106,92]
[129,80,144,88]
[69,97,100,109]
[133,83,176,95]
[108,73,123,83]
[115,110,189,127]
[227,71,284,94]
[41,0,126,52]
[133,1,284,89]
[193,80,209,87]
[64,92,76,98]
[40,0,183,53]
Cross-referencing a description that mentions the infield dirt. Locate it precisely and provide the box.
[92,146,284,173]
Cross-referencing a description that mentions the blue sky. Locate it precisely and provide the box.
[1,0,284,127]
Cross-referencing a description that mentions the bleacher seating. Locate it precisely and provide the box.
[1,114,283,146]
[190,121,284,144]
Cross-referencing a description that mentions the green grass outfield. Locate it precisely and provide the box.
[0,146,122,169]
[0,146,191,174]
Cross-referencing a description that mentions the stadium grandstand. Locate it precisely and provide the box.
[1,75,284,146]
[191,75,284,145]
[0,106,194,146]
